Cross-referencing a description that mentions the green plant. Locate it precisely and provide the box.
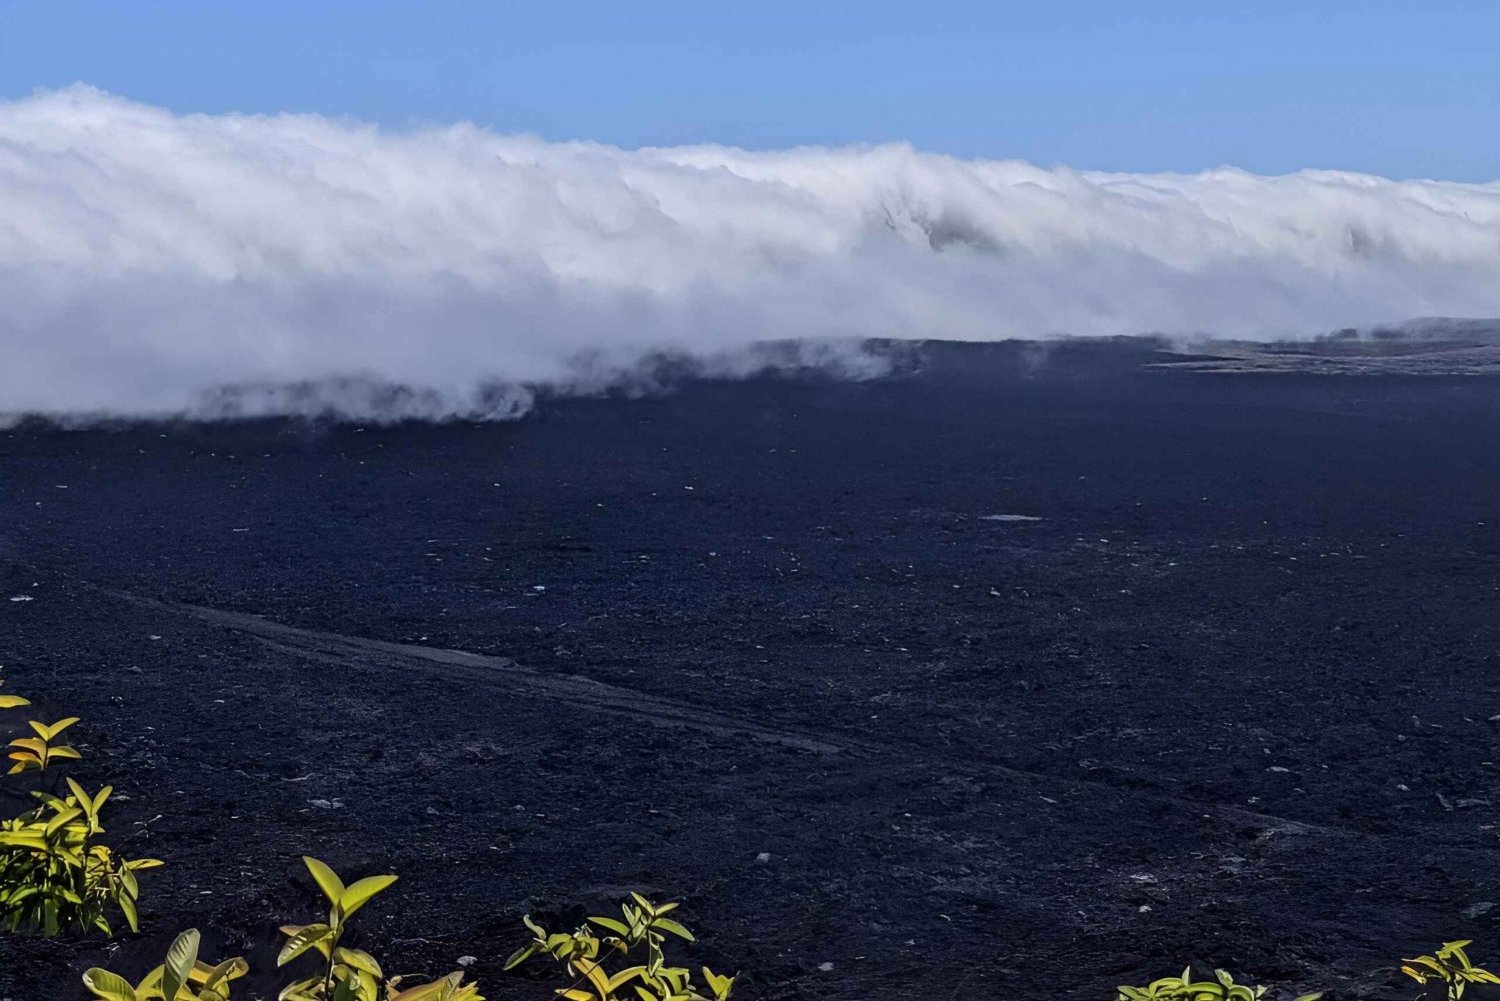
[1118,967,1321,1001]
[0,776,160,935]
[383,972,486,1001]
[0,668,159,936]
[278,855,398,1000]
[278,856,481,1001]
[504,893,735,1001]
[83,928,249,1000]
[84,858,481,1001]
[1402,941,1500,1000]
[8,715,83,773]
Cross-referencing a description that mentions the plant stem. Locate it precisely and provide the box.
[324,926,341,997]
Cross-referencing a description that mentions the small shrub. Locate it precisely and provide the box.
[0,667,160,936]
[1118,967,1321,1001]
[504,892,735,1001]
[84,857,482,1001]
[277,855,403,1001]
[83,928,248,1000]
[1402,941,1500,1000]
[7,714,83,773]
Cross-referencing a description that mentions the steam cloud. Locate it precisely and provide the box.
[3,86,1500,420]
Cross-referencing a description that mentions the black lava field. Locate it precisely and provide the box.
[2,339,1499,1000]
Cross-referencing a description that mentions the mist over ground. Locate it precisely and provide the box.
[3,86,1500,421]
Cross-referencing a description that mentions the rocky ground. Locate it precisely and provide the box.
[1,338,1498,999]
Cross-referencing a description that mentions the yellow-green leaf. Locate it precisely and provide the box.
[590,915,630,936]
[45,805,83,836]
[66,776,98,811]
[35,717,81,741]
[652,919,694,942]
[338,874,397,918]
[279,924,333,967]
[390,973,467,1001]
[117,893,139,933]
[302,856,346,905]
[82,967,137,1001]
[162,929,201,1001]
[334,947,384,978]
[279,974,325,1001]
[198,957,250,990]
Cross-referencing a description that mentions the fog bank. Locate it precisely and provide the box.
[4,86,1499,420]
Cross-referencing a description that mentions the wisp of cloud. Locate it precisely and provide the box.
[3,86,1500,420]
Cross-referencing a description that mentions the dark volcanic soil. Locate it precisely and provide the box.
[1,339,1499,1000]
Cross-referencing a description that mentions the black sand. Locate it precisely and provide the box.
[1,338,1498,999]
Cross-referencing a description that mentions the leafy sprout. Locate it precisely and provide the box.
[1402,941,1500,1001]
[505,895,735,1001]
[83,928,249,1001]
[278,856,481,1001]
[1118,966,1321,1001]
[7,715,82,774]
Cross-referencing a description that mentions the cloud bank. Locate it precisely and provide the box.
[3,86,1500,420]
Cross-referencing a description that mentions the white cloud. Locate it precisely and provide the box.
[2,86,1499,420]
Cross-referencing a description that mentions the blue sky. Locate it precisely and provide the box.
[1,0,1497,180]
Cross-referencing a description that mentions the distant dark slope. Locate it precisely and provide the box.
[1153,317,1500,374]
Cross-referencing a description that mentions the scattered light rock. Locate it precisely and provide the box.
[817,962,835,973]
[457,956,478,967]
[756,852,771,863]
[8,595,33,602]
[309,799,344,810]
